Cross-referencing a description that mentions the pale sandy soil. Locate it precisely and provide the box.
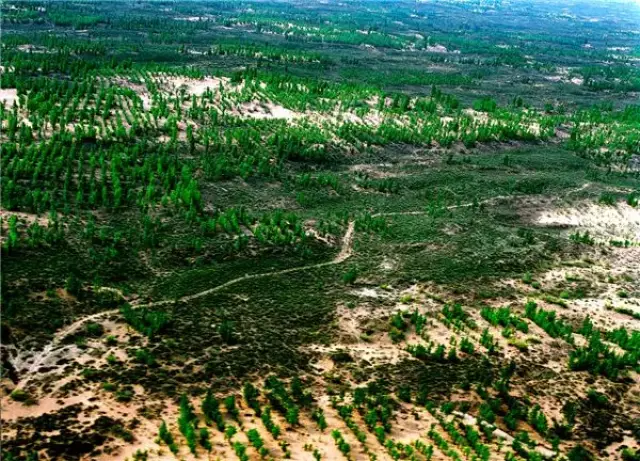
[167,76,231,96]
[349,163,398,178]
[536,201,640,242]
[238,101,300,120]
[4,235,637,460]
[0,209,51,226]
[112,77,153,110]
[426,44,448,53]
[0,88,18,107]
[17,44,50,54]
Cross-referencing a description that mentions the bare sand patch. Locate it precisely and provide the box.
[348,163,399,179]
[238,101,300,120]
[112,77,152,110]
[0,209,51,226]
[309,342,409,366]
[168,76,231,96]
[426,44,448,53]
[17,44,50,54]
[536,202,640,242]
[0,88,18,107]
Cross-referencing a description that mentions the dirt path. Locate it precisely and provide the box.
[11,221,355,389]
[10,184,592,388]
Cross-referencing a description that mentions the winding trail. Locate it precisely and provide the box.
[12,221,355,389]
[11,184,592,388]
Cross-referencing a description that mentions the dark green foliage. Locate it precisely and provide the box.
[606,327,640,354]
[261,406,282,439]
[158,420,178,454]
[290,377,312,407]
[233,441,249,461]
[528,405,548,436]
[622,449,640,461]
[480,328,497,353]
[524,301,573,340]
[586,389,610,408]
[3,3,640,459]
[243,382,262,416]
[219,319,237,345]
[199,427,212,451]
[331,430,351,457]
[569,323,637,380]
[568,445,595,461]
[247,428,266,456]
[598,192,617,206]
[478,403,496,424]
[65,274,82,296]
[85,322,104,337]
[312,408,327,431]
[120,304,170,338]
[202,389,225,431]
[133,348,156,366]
[397,386,411,403]
[570,231,595,245]
[389,312,407,343]
[460,337,475,354]
[342,266,358,285]
[481,306,528,333]
[224,395,240,421]
[264,376,300,425]
[177,393,198,454]
[473,97,498,113]
[442,303,476,329]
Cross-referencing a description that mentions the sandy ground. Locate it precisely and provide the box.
[0,88,18,107]
[536,201,640,243]
[2,63,639,459]
[238,101,300,120]
[0,209,52,226]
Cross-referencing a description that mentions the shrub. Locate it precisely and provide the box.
[524,301,573,340]
[397,386,412,403]
[528,405,548,436]
[331,430,351,457]
[261,406,282,439]
[243,382,261,416]
[570,231,595,245]
[158,420,178,454]
[10,389,31,403]
[622,448,640,461]
[85,322,104,337]
[65,274,82,296]
[202,389,225,430]
[199,427,212,451]
[478,403,496,424]
[224,395,240,420]
[598,192,617,206]
[264,376,300,425]
[247,428,266,455]
[568,445,595,461]
[312,408,327,431]
[586,389,610,408]
[219,319,237,344]
[120,304,170,338]
[342,266,358,284]
[460,337,474,354]
[225,424,238,440]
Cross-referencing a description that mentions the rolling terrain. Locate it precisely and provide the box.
[1,1,640,460]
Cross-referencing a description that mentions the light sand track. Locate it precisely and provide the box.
[12,220,355,389]
[10,184,593,389]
